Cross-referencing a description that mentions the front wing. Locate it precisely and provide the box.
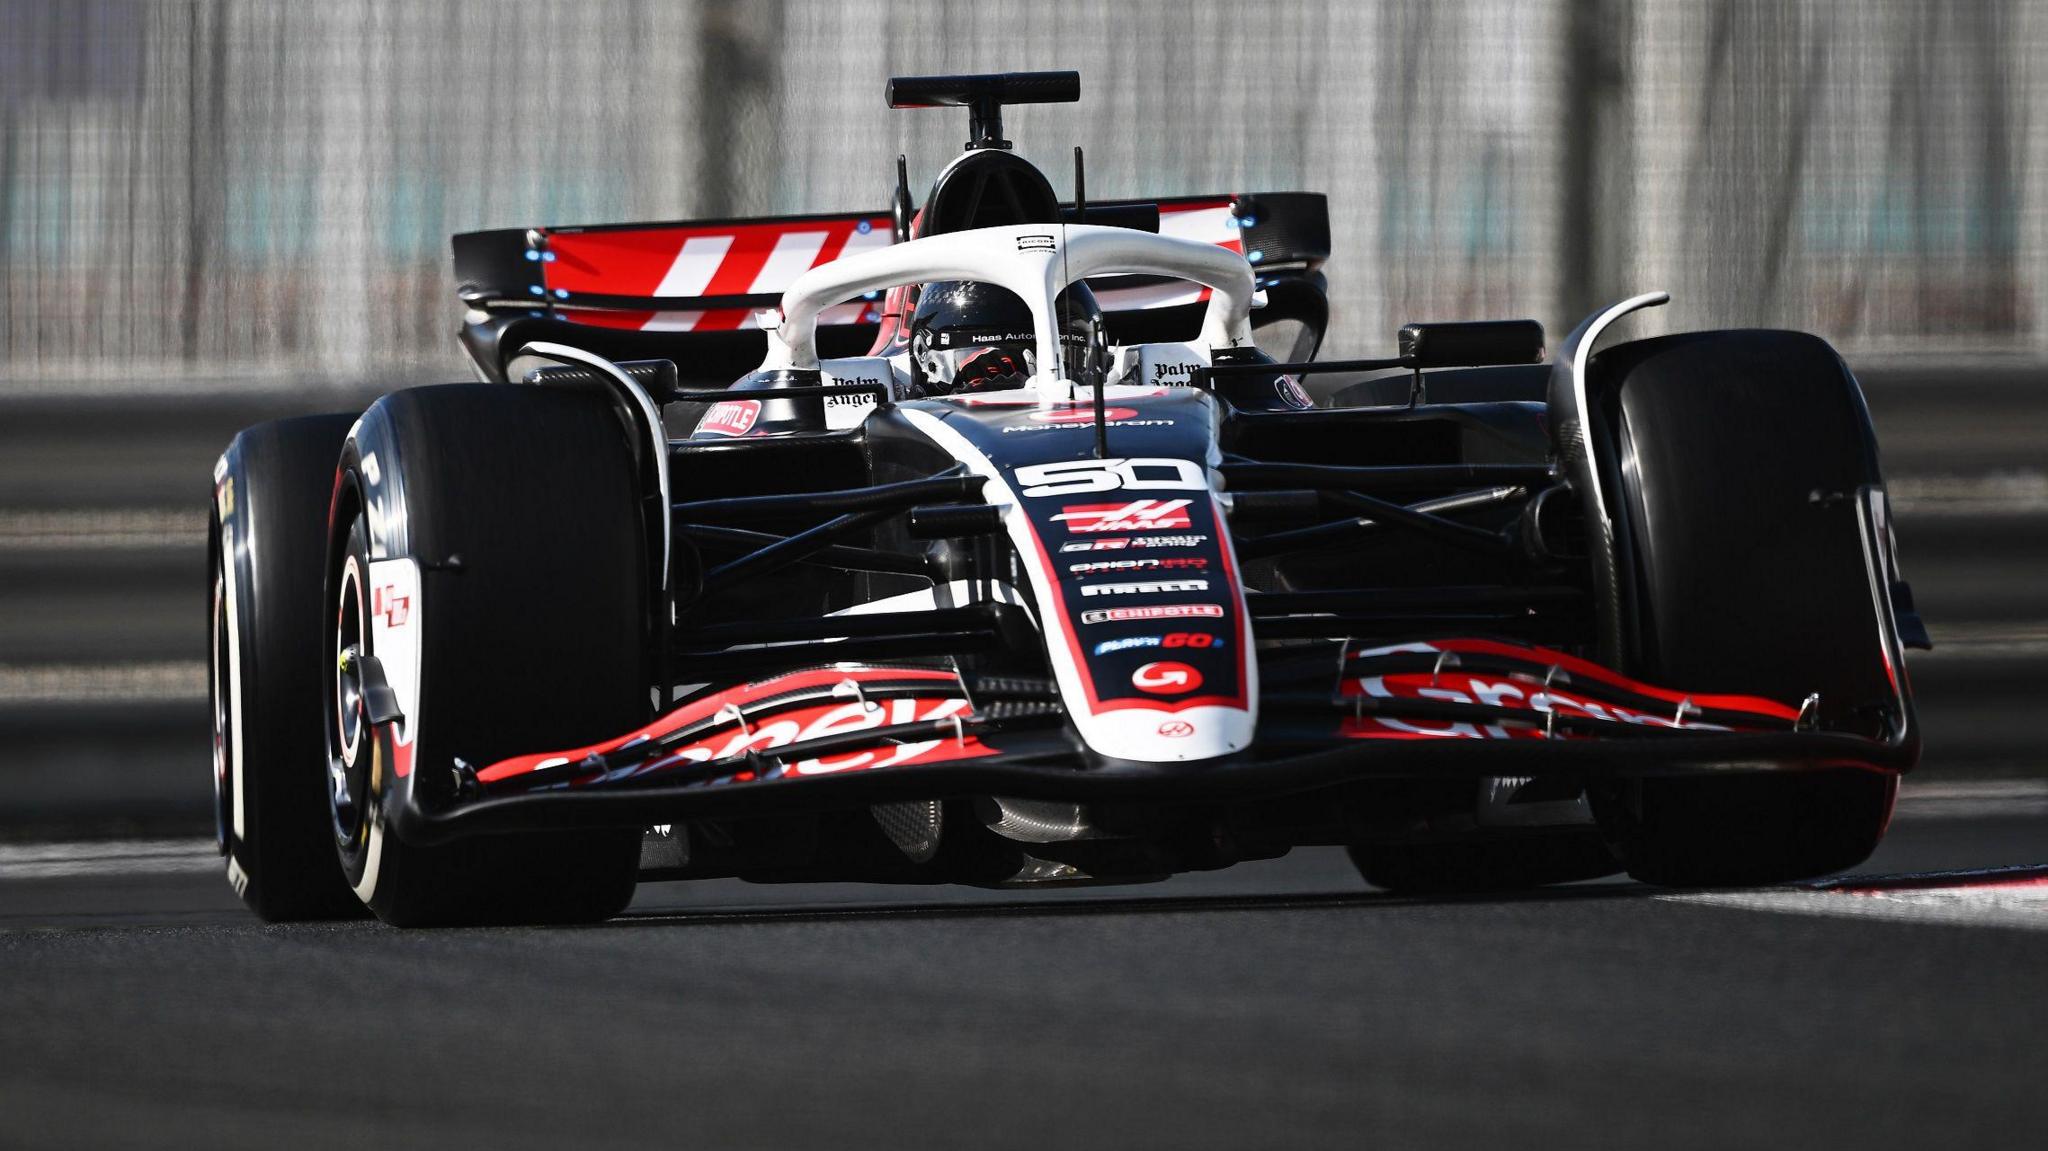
[397,639,1915,845]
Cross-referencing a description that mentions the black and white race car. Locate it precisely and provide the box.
[210,72,1926,925]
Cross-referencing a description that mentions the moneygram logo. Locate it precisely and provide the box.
[1052,499,1193,534]
[1032,406,1137,424]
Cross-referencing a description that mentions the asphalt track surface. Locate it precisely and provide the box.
[3,784,2045,1150]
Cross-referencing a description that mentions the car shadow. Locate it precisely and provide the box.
[600,878,1654,929]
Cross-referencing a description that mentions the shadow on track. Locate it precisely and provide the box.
[605,879,1651,929]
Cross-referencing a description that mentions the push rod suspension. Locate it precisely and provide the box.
[1221,460,1554,493]
[671,470,984,523]
[1236,485,1528,559]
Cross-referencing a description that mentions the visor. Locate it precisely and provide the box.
[924,327,1094,390]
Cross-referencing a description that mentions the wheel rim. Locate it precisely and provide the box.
[210,565,233,854]
[328,550,371,852]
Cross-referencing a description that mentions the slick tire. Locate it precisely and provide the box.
[1586,330,1900,887]
[211,414,370,921]
[326,385,648,927]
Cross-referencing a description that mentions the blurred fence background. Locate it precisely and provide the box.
[2,0,2044,384]
[1,0,2044,834]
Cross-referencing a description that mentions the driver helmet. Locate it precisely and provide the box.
[909,279,1107,394]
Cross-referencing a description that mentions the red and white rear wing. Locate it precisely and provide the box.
[451,194,1327,337]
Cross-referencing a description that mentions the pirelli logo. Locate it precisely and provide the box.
[1079,579,1209,598]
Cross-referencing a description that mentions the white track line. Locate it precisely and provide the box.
[1887,469,2048,517]
[1663,869,2048,933]
[0,661,207,706]
[0,507,206,550]
[1908,621,2048,661]
[0,838,218,880]
[0,369,431,399]
[1895,777,2048,820]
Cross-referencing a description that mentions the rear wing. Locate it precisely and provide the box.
[452,193,1330,386]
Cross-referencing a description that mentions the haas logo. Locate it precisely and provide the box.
[372,585,411,628]
[1131,662,1203,695]
[1053,499,1193,533]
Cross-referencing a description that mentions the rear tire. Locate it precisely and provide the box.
[211,415,368,921]
[327,385,648,926]
[1587,331,1901,886]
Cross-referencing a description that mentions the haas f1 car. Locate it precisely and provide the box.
[211,72,1927,925]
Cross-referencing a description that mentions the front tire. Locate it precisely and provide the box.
[1587,330,1903,886]
[327,385,649,926]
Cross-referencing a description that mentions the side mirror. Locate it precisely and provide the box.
[1398,320,1545,368]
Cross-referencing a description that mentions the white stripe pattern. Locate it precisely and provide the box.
[748,231,830,294]
[652,235,735,298]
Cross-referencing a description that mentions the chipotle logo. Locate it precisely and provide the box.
[698,400,761,437]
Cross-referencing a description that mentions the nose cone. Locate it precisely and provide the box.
[900,389,1257,764]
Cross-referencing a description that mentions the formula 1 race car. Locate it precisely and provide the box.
[210,72,1928,925]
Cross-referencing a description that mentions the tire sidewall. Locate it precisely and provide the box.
[325,486,387,903]
[210,414,367,920]
[324,434,428,919]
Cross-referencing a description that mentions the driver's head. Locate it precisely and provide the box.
[910,280,1107,394]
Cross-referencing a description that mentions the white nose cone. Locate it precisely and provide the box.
[1071,701,1257,763]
